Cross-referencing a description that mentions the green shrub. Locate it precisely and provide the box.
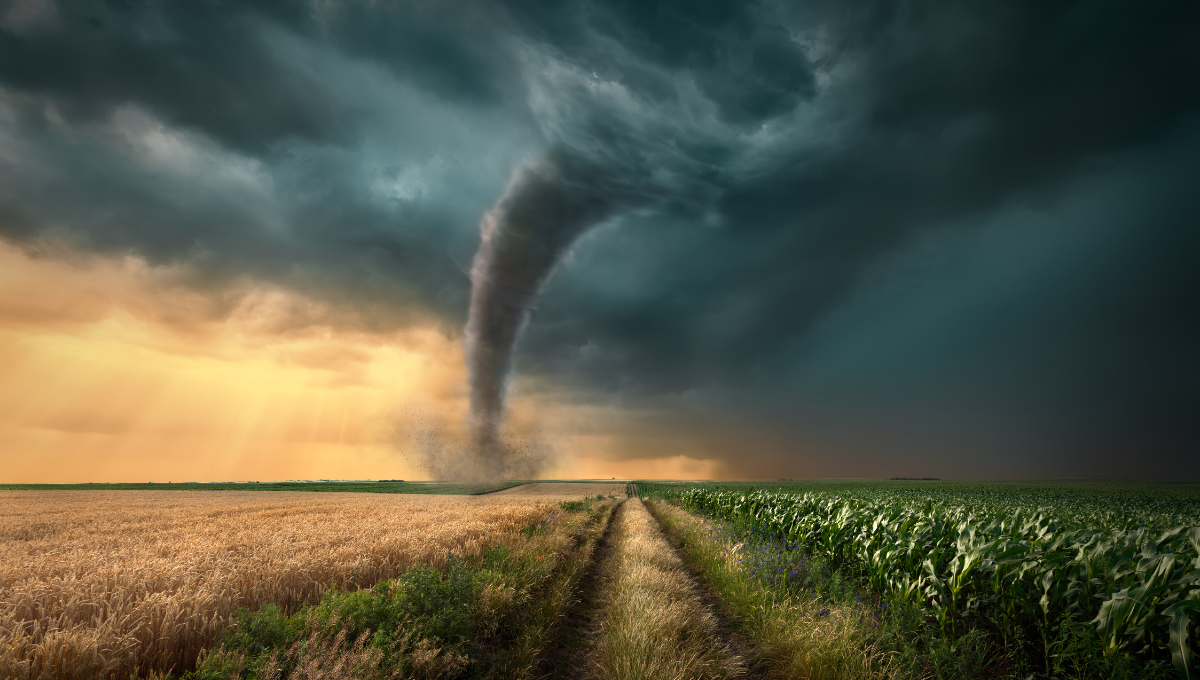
[307,559,478,652]
[191,559,480,679]
[221,604,308,658]
[389,560,477,648]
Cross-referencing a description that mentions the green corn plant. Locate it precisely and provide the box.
[1164,600,1199,680]
[923,558,952,635]
[657,483,1200,673]
[1190,528,1200,570]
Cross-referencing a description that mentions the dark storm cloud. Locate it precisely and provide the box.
[0,0,537,332]
[0,0,515,152]
[2,0,1198,475]
[0,2,346,154]
[510,0,1200,474]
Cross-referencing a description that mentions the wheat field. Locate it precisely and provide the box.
[0,491,559,680]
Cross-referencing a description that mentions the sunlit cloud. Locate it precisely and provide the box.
[0,242,461,481]
[0,242,724,482]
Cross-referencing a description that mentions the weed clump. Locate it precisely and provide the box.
[189,559,482,680]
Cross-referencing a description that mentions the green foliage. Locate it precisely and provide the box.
[306,560,478,651]
[389,562,477,647]
[643,482,1200,678]
[638,480,1200,530]
[558,494,613,514]
[190,561,483,679]
[221,604,309,658]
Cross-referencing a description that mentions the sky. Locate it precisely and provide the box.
[1,0,1197,482]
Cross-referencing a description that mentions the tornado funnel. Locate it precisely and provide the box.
[464,151,615,454]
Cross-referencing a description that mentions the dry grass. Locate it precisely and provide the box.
[490,483,627,498]
[0,491,560,680]
[647,500,892,680]
[589,499,741,680]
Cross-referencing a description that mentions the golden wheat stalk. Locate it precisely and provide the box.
[0,491,562,680]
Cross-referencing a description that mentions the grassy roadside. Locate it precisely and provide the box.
[178,495,618,680]
[644,499,891,680]
[586,499,741,680]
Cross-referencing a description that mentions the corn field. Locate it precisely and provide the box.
[0,491,559,680]
[649,484,1200,678]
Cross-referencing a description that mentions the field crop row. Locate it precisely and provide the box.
[644,481,1200,533]
[643,484,1200,678]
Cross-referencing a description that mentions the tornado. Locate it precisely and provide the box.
[464,151,617,457]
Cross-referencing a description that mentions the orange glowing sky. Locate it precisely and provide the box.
[0,242,736,482]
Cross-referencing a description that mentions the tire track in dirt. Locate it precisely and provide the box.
[538,498,626,679]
